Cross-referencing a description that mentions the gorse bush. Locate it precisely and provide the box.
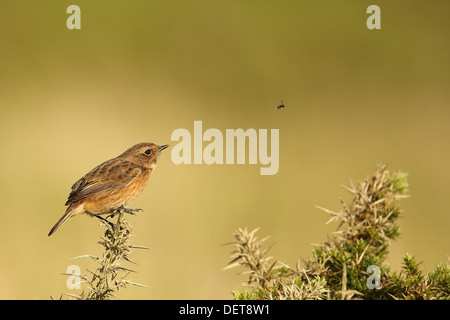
[61,208,147,300]
[225,164,450,300]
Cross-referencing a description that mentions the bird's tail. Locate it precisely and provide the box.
[48,204,83,236]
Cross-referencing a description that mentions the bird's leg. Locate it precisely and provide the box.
[95,215,114,228]
[106,211,118,220]
[102,207,129,234]
[106,206,123,219]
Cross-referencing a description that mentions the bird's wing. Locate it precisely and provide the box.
[65,159,142,205]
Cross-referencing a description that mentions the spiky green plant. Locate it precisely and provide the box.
[225,164,450,300]
[61,208,147,300]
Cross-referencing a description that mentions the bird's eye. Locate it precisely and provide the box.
[144,149,152,156]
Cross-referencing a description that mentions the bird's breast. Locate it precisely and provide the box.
[124,168,152,202]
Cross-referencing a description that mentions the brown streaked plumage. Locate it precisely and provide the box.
[48,142,169,236]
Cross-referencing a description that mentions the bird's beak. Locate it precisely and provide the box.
[158,144,169,152]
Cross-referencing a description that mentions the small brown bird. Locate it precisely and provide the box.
[48,142,169,236]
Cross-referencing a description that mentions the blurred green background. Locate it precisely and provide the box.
[0,1,448,299]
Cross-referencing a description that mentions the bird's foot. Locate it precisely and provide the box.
[106,206,143,219]
[123,207,143,215]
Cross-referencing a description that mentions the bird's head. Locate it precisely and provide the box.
[119,142,169,169]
